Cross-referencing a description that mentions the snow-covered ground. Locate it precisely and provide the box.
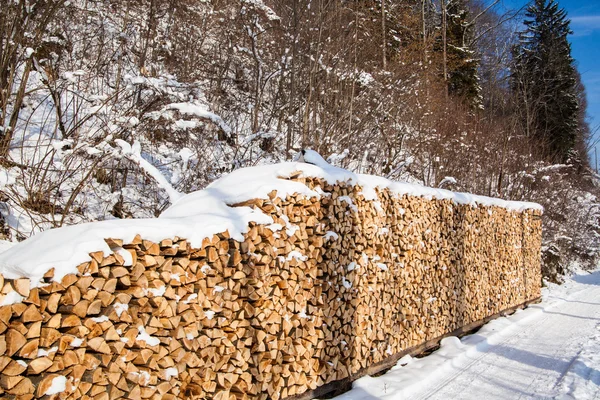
[0,240,15,254]
[335,269,600,400]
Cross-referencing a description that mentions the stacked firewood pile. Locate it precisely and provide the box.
[0,175,541,399]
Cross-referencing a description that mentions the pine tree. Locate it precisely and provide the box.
[432,0,481,107]
[445,0,481,107]
[511,0,579,162]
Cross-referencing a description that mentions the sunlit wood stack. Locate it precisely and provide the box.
[0,174,542,399]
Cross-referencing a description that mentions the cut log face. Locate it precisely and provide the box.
[0,175,542,399]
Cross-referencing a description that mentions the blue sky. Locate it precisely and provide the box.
[499,0,600,166]
[567,1,600,162]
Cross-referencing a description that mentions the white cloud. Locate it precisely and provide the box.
[570,16,600,37]
[571,15,600,27]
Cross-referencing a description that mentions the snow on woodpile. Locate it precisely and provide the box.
[0,150,542,399]
[0,150,541,287]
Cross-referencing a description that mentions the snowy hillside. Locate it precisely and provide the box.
[0,0,598,283]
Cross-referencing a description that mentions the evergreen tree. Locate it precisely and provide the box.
[445,0,481,107]
[511,0,579,162]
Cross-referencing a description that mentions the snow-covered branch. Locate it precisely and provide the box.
[166,102,232,137]
[115,140,183,205]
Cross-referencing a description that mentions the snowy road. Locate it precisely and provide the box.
[335,270,600,400]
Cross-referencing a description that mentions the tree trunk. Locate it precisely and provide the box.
[381,0,387,70]
[442,0,448,99]
[1,58,33,157]
[422,0,427,63]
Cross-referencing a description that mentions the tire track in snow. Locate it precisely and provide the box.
[418,275,600,400]
[413,306,556,400]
